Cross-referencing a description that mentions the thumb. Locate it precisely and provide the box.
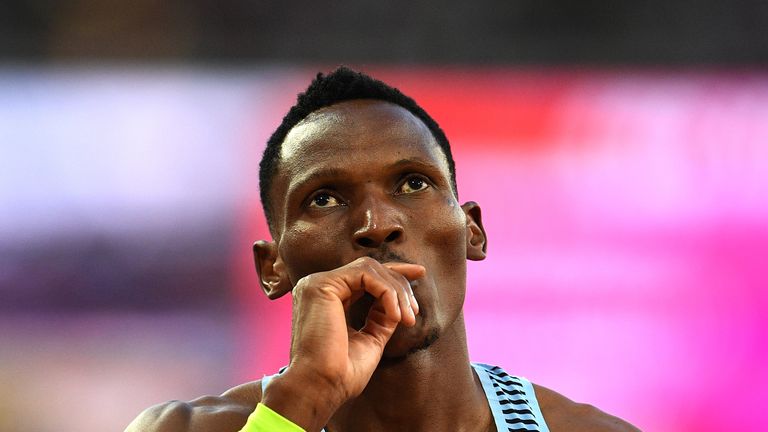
[383,263,426,281]
[350,299,399,356]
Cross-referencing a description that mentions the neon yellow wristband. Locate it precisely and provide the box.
[238,403,306,432]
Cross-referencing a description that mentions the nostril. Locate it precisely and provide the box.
[385,231,401,242]
[355,230,401,248]
[357,237,374,247]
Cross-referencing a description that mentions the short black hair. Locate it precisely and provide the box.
[259,66,457,233]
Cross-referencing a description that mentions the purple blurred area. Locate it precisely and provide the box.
[1,67,767,432]
[0,67,292,430]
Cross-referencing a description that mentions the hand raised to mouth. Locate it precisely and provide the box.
[261,256,425,432]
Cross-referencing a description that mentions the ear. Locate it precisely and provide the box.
[461,201,487,261]
[253,240,292,299]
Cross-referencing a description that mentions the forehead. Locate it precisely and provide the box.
[278,99,449,179]
[280,99,445,167]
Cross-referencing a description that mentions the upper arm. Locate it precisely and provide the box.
[533,384,641,432]
[124,401,192,432]
[124,382,263,432]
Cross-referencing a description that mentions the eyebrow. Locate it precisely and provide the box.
[286,157,441,197]
[390,157,438,170]
[287,167,348,194]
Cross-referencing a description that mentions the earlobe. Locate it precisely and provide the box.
[461,201,487,261]
[253,240,292,299]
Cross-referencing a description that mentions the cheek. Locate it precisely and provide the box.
[279,221,344,284]
[422,205,467,266]
[419,204,468,313]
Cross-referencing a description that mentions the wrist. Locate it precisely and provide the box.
[239,403,305,432]
[262,369,345,432]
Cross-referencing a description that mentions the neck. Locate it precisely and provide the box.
[328,313,492,432]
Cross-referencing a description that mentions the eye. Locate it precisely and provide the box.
[397,176,430,194]
[309,192,342,208]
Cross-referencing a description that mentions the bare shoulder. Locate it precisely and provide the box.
[532,383,641,432]
[124,380,262,432]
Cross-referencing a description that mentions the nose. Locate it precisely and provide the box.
[352,196,405,248]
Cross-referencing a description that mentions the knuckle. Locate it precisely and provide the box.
[355,256,377,269]
[293,274,318,295]
[352,257,383,277]
[294,275,309,291]
[387,270,408,289]
[315,284,338,298]
[294,272,343,300]
[393,271,409,285]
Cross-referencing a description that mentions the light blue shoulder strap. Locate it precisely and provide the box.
[260,372,275,394]
[472,362,550,432]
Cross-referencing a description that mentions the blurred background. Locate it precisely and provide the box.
[1,1,767,431]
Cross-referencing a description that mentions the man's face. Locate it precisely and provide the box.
[266,99,483,357]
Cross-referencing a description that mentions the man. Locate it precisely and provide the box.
[126,67,639,432]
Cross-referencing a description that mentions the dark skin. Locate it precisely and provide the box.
[125,100,640,432]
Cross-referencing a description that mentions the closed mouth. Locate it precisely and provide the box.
[365,249,415,265]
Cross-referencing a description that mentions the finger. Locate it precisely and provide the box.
[346,258,408,323]
[361,300,396,334]
[331,258,421,323]
[383,263,423,316]
[357,270,401,323]
[382,262,426,281]
[348,301,397,367]
[312,259,390,308]
[377,266,416,325]
[356,300,397,342]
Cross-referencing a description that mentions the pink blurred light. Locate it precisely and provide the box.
[236,69,768,432]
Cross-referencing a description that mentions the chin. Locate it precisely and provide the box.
[380,321,440,360]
